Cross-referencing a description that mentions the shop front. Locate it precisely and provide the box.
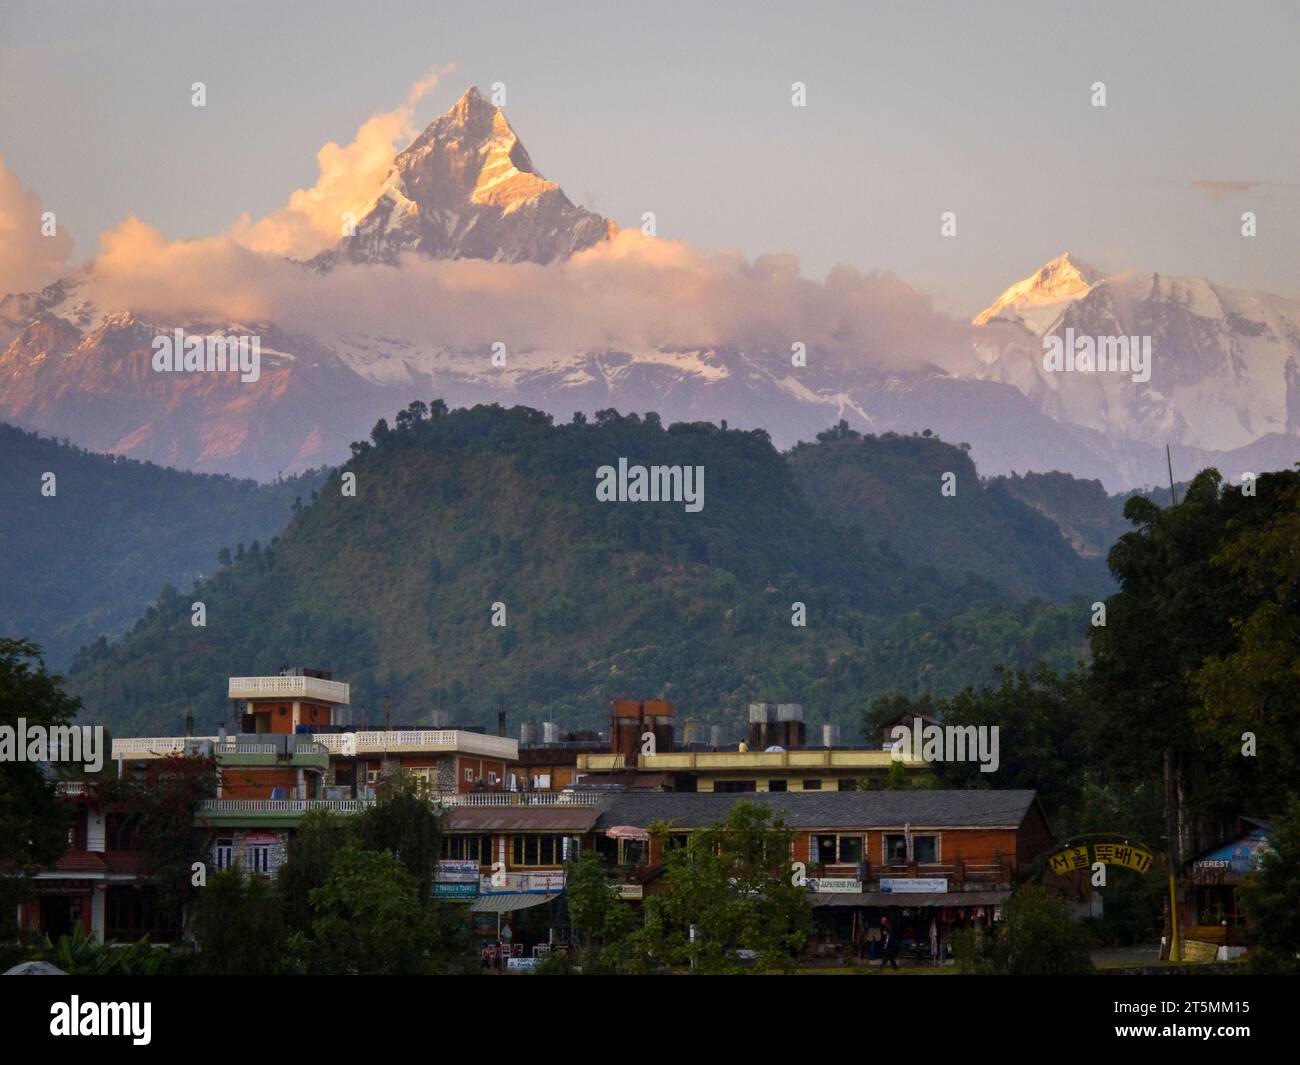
[807,884,1009,963]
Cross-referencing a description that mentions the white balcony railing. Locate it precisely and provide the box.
[115,730,516,761]
[227,675,350,705]
[313,730,518,759]
[437,792,602,807]
[199,799,373,814]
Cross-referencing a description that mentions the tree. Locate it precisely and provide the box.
[308,848,434,974]
[564,851,639,973]
[956,884,1093,975]
[94,753,219,938]
[278,809,352,936]
[1239,799,1300,973]
[193,866,295,974]
[639,801,812,973]
[354,770,442,902]
[0,640,81,937]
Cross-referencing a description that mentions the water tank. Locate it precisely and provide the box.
[776,703,804,722]
[682,719,700,745]
[542,721,560,744]
[822,723,842,748]
[748,703,774,723]
[430,709,450,729]
[709,725,724,748]
[520,721,538,745]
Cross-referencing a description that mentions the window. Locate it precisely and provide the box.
[443,834,494,862]
[464,768,474,783]
[811,834,864,865]
[884,834,939,863]
[714,780,756,793]
[214,839,234,870]
[406,767,435,791]
[106,813,142,851]
[767,779,787,792]
[512,834,562,866]
[620,839,648,867]
[366,769,379,784]
[802,779,822,790]
[248,845,271,875]
[839,835,864,863]
[666,833,690,853]
[487,771,499,786]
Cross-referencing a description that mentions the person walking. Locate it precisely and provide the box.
[879,916,899,971]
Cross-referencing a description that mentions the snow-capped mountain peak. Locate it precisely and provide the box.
[973,252,1101,330]
[327,86,613,266]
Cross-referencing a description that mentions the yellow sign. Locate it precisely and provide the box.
[1049,842,1155,875]
[1048,845,1089,876]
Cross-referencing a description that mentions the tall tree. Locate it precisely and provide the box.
[639,801,812,973]
[0,639,81,935]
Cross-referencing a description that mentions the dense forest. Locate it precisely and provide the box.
[65,402,1113,738]
[0,423,328,668]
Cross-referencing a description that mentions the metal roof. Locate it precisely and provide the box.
[445,805,603,832]
[810,890,1011,908]
[468,892,561,913]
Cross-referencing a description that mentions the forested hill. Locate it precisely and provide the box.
[67,404,1109,737]
[0,423,328,669]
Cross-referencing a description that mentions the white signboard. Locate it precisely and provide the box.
[809,877,862,894]
[879,877,948,893]
[480,871,566,894]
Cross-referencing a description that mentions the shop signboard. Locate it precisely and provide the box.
[879,877,948,893]
[437,859,480,884]
[808,877,861,893]
[433,881,478,900]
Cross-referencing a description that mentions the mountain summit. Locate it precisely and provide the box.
[330,86,614,265]
[973,252,1101,329]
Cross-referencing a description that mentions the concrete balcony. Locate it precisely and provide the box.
[577,749,923,771]
[438,792,601,807]
[312,729,518,760]
[228,675,350,705]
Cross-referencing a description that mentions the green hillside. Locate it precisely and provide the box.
[0,423,328,668]
[66,404,1108,738]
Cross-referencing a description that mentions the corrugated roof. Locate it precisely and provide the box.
[811,890,1011,908]
[592,790,1038,830]
[445,805,603,832]
[469,892,560,913]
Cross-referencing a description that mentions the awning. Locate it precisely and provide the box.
[468,892,560,914]
[810,890,1011,909]
[605,825,651,841]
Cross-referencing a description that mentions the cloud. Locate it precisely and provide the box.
[1187,179,1300,202]
[74,65,973,375]
[0,155,75,296]
[83,225,976,372]
[228,65,453,259]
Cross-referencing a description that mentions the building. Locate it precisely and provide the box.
[1180,815,1275,961]
[573,700,927,792]
[434,789,1055,960]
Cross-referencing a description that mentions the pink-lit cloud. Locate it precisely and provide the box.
[0,155,75,296]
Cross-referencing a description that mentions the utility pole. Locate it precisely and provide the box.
[1166,444,1179,507]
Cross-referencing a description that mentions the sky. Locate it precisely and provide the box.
[2,0,1298,315]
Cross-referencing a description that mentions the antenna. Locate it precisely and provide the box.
[1166,444,1178,507]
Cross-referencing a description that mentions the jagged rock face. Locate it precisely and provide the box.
[973,255,1300,455]
[328,86,613,266]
